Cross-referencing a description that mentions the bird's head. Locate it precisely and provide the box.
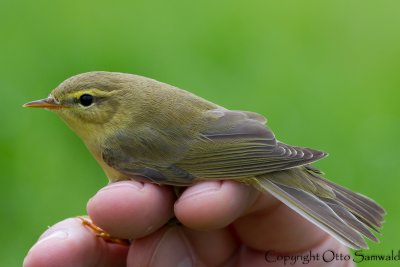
[23,71,139,141]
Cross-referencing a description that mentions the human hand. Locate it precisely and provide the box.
[24,180,353,267]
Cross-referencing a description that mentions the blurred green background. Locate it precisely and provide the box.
[1,0,399,266]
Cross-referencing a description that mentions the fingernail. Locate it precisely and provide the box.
[35,230,69,246]
[151,228,193,267]
[179,181,222,202]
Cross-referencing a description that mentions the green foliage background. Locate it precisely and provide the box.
[1,1,399,266]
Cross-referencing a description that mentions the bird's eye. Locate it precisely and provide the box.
[79,94,94,107]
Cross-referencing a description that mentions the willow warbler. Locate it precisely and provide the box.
[24,71,384,249]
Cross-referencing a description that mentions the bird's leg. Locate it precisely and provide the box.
[164,186,186,226]
[173,185,186,198]
[78,216,131,246]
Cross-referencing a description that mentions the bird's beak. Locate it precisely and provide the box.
[23,97,63,110]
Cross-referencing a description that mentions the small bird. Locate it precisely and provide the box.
[24,71,384,249]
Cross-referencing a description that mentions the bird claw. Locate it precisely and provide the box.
[77,216,131,246]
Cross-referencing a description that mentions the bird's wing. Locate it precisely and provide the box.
[175,109,327,179]
[102,108,326,184]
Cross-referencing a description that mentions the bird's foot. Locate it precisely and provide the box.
[78,216,131,246]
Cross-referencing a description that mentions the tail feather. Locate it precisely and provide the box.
[252,167,385,249]
[310,172,385,230]
[322,198,378,242]
[324,180,385,222]
[323,178,385,215]
[331,189,382,231]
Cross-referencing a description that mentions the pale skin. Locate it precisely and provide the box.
[24,179,353,267]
